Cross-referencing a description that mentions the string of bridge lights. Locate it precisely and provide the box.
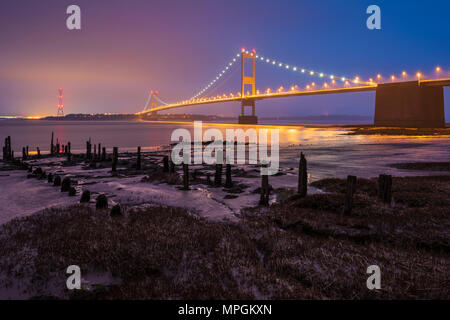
[189,52,241,101]
[253,49,374,86]
[186,48,375,103]
[182,49,444,106]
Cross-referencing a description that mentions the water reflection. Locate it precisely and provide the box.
[1,119,449,180]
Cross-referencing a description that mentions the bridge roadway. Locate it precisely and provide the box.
[137,78,450,115]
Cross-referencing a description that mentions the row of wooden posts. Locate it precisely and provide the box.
[4,134,393,212]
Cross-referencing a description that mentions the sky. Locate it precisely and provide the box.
[0,0,449,118]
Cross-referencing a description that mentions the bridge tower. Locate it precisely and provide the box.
[57,88,64,117]
[239,50,258,124]
[149,90,159,112]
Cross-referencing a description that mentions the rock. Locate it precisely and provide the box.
[68,187,76,196]
[53,175,61,186]
[80,190,91,203]
[224,194,239,199]
[252,184,274,194]
[96,194,108,209]
[33,167,43,175]
[61,177,71,192]
[47,173,53,183]
[110,204,122,217]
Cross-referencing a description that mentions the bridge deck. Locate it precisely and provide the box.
[139,85,377,113]
[138,78,450,114]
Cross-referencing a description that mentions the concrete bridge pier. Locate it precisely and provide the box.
[238,99,258,124]
[374,81,445,128]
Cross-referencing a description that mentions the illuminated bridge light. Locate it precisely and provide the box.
[330,75,334,79]
[319,73,324,77]
[266,59,270,63]
[301,69,305,73]
[306,85,310,90]
[341,77,346,82]
[293,67,297,71]
[310,71,314,75]
[286,65,290,69]
[278,63,283,67]
[311,82,315,87]
[272,61,276,65]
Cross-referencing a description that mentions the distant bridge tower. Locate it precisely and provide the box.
[149,90,159,111]
[239,49,257,124]
[57,88,64,117]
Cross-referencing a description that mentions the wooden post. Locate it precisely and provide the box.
[259,164,269,206]
[50,132,54,155]
[214,164,222,186]
[88,139,92,159]
[3,137,12,161]
[206,173,211,185]
[94,144,97,159]
[163,155,169,172]
[3,138,6,161]
[298,152,307,197]
[67,142,72,162]
[136,146,141,170]
[225,163,232,188]
[378,174,392,204]
[37,147,40,158]
[102,147,106,161]
[8,136,11,160]
[22,147,27,160]
[183,163,189,190]
[169,159,175,174]
[112,147,118,172]
[26,146,29,157]
[4,136,12,161]
[344,175,357,215]
[98,143,101,158]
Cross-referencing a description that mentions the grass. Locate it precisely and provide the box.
[0,175,449,299]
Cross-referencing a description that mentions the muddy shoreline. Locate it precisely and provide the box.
[0,150,449,299]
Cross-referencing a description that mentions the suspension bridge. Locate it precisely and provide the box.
[137,49,450,127]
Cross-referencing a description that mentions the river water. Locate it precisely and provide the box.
[1,119,449,180]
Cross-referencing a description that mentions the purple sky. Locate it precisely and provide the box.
[0,0,449,118]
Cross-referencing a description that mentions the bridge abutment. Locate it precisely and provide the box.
[374,81,445,128]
